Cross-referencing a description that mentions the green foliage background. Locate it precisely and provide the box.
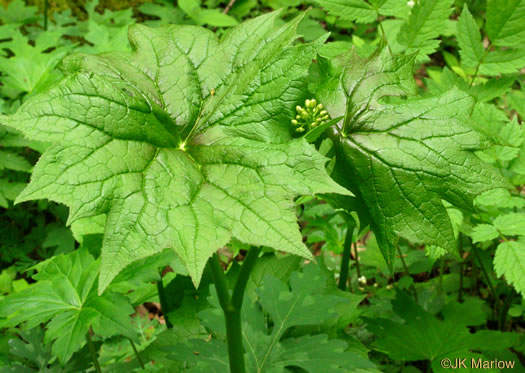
[0,0,524,372]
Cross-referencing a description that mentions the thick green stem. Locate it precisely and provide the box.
[157,271,173,329]
[338,226,353,291]
[210,255,233,311]
[130,339,145,369]
[87,332,102,373]
[224,309,244,373]
[232,248,261,308]
[209,248,261,373]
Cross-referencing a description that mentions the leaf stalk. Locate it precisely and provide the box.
[129,339,145,369]
[157,270,173,329]
[209,248,261,373]
[338,220,355,291]
[86,332,102,373]
[397,245,418,303]
[469,43,492,88]
[354,242,361,279]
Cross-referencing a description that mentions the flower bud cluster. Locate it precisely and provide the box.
[291,98,329,133]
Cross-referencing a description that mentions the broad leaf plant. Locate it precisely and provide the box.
[1,10,508,373]
[4,13,349,293]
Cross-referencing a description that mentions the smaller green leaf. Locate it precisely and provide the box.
[142,328,206,371]
[497,117,525,148]
[70,215,106,243]
[0,178,25,207]
[7,327,94,372]
[508,87,525,118]
[0,0,38,26]
[316,0,376,23]
[372,0,409,18]
[179,0,201,18]
[297,15,328,42]
[468,330,520,351]
[80,21,132,54]
[472,224,499,243]
[138,2,185,26]
[112,250,188,305]
[166,338,228,372]
[0,266,16,294]
[470,103,525,151]
[277,334,376,372]
[441,298,488,327]
[457,5,484,69]
[168,263,374,372]
[479,48,525,76]
[0,150,31,172]
[397,0,453,61]
[84,0,134,27]
[266,0,301,9]
[475,188,524,209]
[256,264,340,332]
[0,249,135,363]
[318,41,353,58]
[365,290,472,361]
[494,213,525,236]
[198,10,239,27]
[7,328,53,371]
[494,239,525,295]
[42,226,75,255]
[471,76,516,102]
[0,31,72,97]
[178,0,238,27]
[244,254,301,298]
[317,0,407,23]
[486,0,525,47]
[304,116,342,142]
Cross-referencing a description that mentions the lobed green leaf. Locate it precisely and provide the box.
[5,12,350,293]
